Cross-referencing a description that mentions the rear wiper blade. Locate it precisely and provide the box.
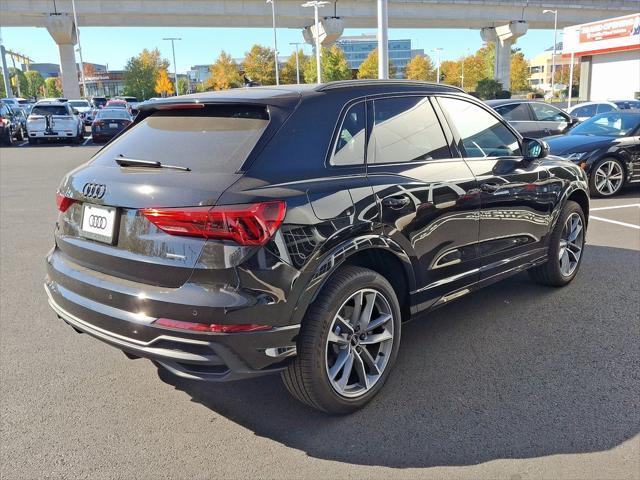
[115,155,191,171]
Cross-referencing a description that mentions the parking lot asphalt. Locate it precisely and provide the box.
[1,144,639,480]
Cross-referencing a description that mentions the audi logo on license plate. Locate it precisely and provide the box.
[88,215,108,229]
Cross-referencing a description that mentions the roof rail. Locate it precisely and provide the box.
[315,79,465,93]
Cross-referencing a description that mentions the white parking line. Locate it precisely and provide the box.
[17,140,28,147]
[590,216,640,230]
[591,204,640,211]
[82,136,92,146]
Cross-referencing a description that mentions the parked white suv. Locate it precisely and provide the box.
[68,99,94,126]
[27,100,84,144]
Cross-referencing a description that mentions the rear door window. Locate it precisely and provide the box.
[572,104,597,118]
[31,105,69,116]
[495,103,531,121]
[368,96,450,164]
[596,103,615,114]
[93,105,269,173]
[331,102,366,166]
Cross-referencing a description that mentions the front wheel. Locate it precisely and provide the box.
[528,200,586,287]
[589,157,625,197]
[282,266,401,414]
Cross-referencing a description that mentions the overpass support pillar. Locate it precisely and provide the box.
[45,14,81,99]
[481,21,528,91]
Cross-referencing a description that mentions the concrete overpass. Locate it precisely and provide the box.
[1,0,637,97]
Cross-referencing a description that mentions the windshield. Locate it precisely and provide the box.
[69,100,90,108]
[569,112,640,137]
[31,105,69,116]
[93,105,269,173]
[97,109,131,120]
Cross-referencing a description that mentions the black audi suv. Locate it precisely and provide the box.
[46,81,590,414]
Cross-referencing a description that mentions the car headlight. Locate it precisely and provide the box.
[566,152,589,161]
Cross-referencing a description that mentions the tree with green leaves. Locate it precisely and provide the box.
[177,77,190,95]
[476,78,503,99]
[405,54,435,81]
[205,52,242,90]
[123,48,169,100]
[356,48,396,79]
[242,45,276,86]
[280,49,309,84]
[24,71,45,100]
[303,45,351,83]
[44,77,62,98]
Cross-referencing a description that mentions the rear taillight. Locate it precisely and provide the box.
[154,318,271,333]
[56,192,76,212]
[141,201,286,246]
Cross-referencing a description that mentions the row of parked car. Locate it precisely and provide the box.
[485,98,640,197]
[0,96,138,146]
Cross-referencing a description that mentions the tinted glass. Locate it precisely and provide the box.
[69,100,90,108]
[331,102,366,166]
[439,97,521,158]
[368,96,449,164]
[0,105,9,116]
[93,105,269,172]
[596,103,615,113]
[569,112,640,137]
[96,109,131,120]
[495,103,530,121]
[614,100,640,110]
[572,104,597,117]
[530,103,567,122]
[31,105,69,116]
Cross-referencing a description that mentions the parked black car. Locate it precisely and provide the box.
[545,110,640,197]
[46,81,590,414]
[91,108,133,142]
[0,102,23,145]
[487,99,579,138]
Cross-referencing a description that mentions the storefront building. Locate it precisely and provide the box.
[562,13,640,101]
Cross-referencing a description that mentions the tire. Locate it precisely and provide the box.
[589,157,625,197]
[2,128,14,146]
[528,200,586,287]
[281,265,402,414]
[16,127,25,141]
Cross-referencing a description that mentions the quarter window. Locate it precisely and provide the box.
[368,96,450,164]
[596,103,615,114]
[439,97,521,158]
[331,102,366,166]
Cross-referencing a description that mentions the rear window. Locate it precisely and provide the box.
[31,105,69,116]
[94,105,269,172]
[96,109,131,119]
[69,100,90,108]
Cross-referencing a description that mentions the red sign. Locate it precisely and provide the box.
[579,16,638,43]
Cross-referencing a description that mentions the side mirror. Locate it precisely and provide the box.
[72,108,79,115]
[569,116,580,126]
[523,138,549,161]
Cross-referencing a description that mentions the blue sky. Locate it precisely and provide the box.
[1,26,557,72]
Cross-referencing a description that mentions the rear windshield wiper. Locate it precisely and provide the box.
[115,155,191,171]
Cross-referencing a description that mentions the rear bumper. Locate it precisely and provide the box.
[28,131,76,139]
[44,249,300,382]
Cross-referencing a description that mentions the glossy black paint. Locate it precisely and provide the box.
[45,81,590,382]
[545,127,640,185]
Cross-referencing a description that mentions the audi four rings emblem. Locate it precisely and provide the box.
[88,215,108,230]
[82,183,106,199]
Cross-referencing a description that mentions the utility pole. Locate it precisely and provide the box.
[289,42,303,84]
[267,0,280,85]
[544,9,558,94]
[432,48,443,83]
[163,37,181,96]
[0,30,13,98]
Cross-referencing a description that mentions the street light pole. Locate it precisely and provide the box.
[432,48,442,83]
[289,42,303,84]
[163,37,181,96]
[377,0,389,79]
[267,0,280,85]
[544,9,558,94]
[302,1,329,84]
[71,0,87,97]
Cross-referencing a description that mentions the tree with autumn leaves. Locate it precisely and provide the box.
[123,48,169,100]
[155,69,174,97]
[357,48,396,79]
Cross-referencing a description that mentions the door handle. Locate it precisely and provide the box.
[480,183,501,192]
[382,196,411,209]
